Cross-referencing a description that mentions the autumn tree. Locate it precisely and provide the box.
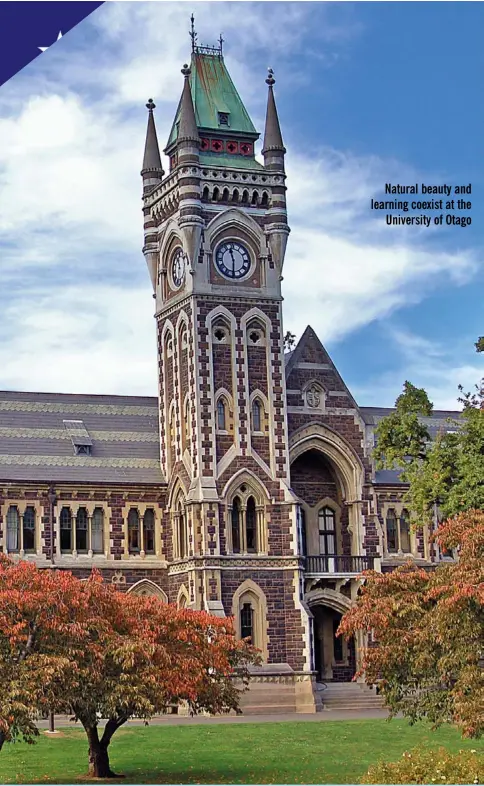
[0,558,257,777]
[339,509,484,738]
[0,555,96,753]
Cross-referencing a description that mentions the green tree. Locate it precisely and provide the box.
[374,370,483,525]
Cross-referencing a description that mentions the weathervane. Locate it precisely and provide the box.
[189,14,225,57]
[190,14,197,52]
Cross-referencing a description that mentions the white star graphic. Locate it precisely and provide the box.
[38,31,63,53]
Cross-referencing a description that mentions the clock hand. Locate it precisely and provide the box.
[229,248,235,276]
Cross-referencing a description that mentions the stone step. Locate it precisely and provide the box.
[240,703,296,715]
[239,688,297,702]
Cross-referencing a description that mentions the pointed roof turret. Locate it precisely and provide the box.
[262,69,286,155]
[177,63,200,145]
[141,99,164,178]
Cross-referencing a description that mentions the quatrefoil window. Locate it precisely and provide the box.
[213,326,229,344]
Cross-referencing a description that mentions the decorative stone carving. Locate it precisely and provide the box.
[306,385,322,409]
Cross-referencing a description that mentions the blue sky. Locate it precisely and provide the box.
[0,1,482,409]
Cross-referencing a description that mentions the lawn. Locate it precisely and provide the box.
[0,719,483,784]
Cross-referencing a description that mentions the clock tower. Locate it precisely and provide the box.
[141,27,315,709]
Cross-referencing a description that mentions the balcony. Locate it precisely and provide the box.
[304,554,375,576]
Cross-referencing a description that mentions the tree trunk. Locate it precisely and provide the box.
[86,725,118,778]
[0,731,6,752]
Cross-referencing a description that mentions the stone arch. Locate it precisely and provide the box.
[221,468,270,505]
[205,207,264,252]
[128,579,166,600]
[306,586,352,614]
[290,422,364,501]
[166,475,188,510]
[177,583,190,609]
[232,579,269,660]
[128,579,168,602]
[159,220,183,264]
[290,423,364,554]
[306,587,358,681]
[223,470,270,555]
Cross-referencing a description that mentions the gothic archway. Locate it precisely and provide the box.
[127,579,168,602]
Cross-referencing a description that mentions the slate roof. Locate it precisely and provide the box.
[361,406,461,485]
[0,391,164,485]
[361,406,461,439]
[0,389,462,488]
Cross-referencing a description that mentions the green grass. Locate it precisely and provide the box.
[0,719,483,784]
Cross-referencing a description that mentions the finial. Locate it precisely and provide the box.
[266,68,275,87]
[190,14,197,52]
[181,63,191,78]
[146,98,156,111]
[219,33,224,53]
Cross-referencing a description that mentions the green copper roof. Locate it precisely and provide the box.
[199,152,265,171]
[166,53,258,149]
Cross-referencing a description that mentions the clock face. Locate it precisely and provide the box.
[171,249,185,289]
[215,242,251,280]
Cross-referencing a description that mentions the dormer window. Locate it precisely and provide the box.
[63,420,93,456]
[75,444,92,456]
[218,112,230,126]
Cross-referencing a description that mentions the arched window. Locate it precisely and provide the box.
[241,189,249,205]
[386,509,398,554]
[240,602,253,641]
[233,581,268,660]
[222,188,230,202]
[178,505,187,559]
[299,506,307,556]
[251,190,259,206]
[246,496,257,553]
[212,186,220,202]
[400,509,411,553]
[128,509,140,554]
[202,186,210,201]
[251,399,262,433]
[261,191,269,207]
[231,496,241,554]
[6,506,20,553]
[59,507,73,553]
[318,506,336,555]
[76,508,88,553]
[169,406,176,443]
[92,508,104,554]
[232,188,239,203]
[143,509,155,555]
[184,398,190,448]
[217,398,226,431]
[22,507,36,553]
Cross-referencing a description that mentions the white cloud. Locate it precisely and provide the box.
[0,1,481,399]
[354,328,483,410]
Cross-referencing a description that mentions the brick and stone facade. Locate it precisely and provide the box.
[0,38,457,714]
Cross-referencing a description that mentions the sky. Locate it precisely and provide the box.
[0,1,482,410]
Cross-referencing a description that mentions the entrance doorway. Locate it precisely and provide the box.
[312,604,355,682]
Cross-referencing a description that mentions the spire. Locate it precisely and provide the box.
[262,69,286,155]
[141,99,164,178]
[177,64,200,145]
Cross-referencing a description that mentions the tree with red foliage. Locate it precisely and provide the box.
[0,557,257,777]
[338,510,484,738]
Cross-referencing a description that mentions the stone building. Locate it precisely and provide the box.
[0,35,458,712]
